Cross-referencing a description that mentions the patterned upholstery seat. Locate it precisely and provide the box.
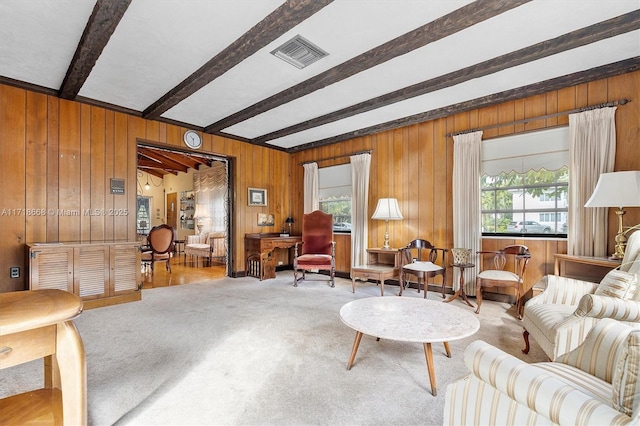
[184,232,226,266]
[522,231,640,360]
[444,318,640,425]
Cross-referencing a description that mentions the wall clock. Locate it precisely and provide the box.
[183,130,202,149]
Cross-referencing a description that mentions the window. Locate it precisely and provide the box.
[480,127,569,236]
[481,168,568,234]
[318,164,352,232]
[136,196,151,235]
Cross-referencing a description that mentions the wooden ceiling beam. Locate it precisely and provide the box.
[138,149,189,173]
[255,10,640,145]
[142,0,333,119]
[288,57,640,153]
[204,0,529,133]
[138,167,169,179]
[59,0,132,99]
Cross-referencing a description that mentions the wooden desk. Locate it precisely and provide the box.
[554,254,621,283]
[245,233,302,280]
[0,289,86,425]
[351,248,403,296]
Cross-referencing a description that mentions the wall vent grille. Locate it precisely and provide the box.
[271,35,328,69]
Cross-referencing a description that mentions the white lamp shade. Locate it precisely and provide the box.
[584,171,640,208]
[194,204,210,219]
[371,198,403,220]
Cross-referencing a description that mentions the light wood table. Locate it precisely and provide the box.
[554,254,621,282]
[339,296,479,396]
[0,289,86,425]
[351,248,402,296]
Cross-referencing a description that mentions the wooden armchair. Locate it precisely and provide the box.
[293,210,336,287]
[399,239,448,298]
[475,244,530,318]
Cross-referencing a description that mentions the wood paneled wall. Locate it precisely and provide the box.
[2,71,638,294]
[0,84,291,292]
[291,70,640,296]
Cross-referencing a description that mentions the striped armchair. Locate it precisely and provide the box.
[522,231,640,361]
[444,319,640,425]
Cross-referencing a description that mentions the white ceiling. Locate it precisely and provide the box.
[1,0,639,152]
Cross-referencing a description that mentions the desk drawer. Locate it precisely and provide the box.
[261,241,274,250]
[0,325,56,369]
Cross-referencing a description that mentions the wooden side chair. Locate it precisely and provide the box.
[141,224,174,274]
[399,239,448,298]
[293,210,336,287]
[475,244,530,318]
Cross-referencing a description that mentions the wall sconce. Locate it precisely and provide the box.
[371,198,403,250]
[585,171,640,259]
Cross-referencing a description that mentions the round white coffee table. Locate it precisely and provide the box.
[339,296,479,396]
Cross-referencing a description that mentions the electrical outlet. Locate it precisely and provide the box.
[10,267,20,278]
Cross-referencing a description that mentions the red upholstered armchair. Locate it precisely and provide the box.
[293,210,336,287]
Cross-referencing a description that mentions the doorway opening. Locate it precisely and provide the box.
[136,142,232,283]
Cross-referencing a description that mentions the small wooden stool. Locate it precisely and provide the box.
[0,289,86,425]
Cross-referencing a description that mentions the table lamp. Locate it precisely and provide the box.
[584,171,640,259]
[193,204,210,235]
[285,216,294,235]
[371,198,403,250]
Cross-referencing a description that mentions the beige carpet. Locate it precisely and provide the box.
[0,272,547,425]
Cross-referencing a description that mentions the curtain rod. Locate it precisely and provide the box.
[446,98,630,138]
[300,149,373,165]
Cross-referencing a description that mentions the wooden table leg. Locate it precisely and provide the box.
[55,320,87,425]
[347,331,363,370]
[443,341,451,358]
[444,265,475,307]
[423,342,437,396]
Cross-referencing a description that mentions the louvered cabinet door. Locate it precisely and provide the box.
[29,247,74,292]
[75,245,110,300]
[110,244,141,296]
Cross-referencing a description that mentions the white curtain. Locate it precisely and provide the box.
[303,162,319,213]
[453,131,483,296]
[350,153,371,267]
[568,107,617,256]
[193,161,228,234]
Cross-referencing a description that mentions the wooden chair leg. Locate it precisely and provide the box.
[474,278,482,314]
[522,329,530,354]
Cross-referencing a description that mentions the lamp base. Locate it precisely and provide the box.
[381,228,392,250]
[611,209,627,260]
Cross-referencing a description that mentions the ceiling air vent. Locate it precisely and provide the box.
[271,35,328,69]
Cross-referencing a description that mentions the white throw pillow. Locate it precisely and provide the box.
[595,269,638,300]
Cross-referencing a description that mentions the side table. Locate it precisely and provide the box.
[444,263,475,308]
[0,289,86,425]
[173,239,185,255]
[351,248,402,296]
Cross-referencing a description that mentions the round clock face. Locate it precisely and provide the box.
[183,130,202,149]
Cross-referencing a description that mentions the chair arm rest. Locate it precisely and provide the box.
[464,340,630,424]
[574,294,640,321]
[526,275,599,306]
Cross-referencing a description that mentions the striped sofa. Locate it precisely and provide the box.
[444,318,640,425]
[522,231,640,361]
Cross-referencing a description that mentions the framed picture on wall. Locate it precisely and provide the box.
[248,187,267,206]
[257,213,275,226]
